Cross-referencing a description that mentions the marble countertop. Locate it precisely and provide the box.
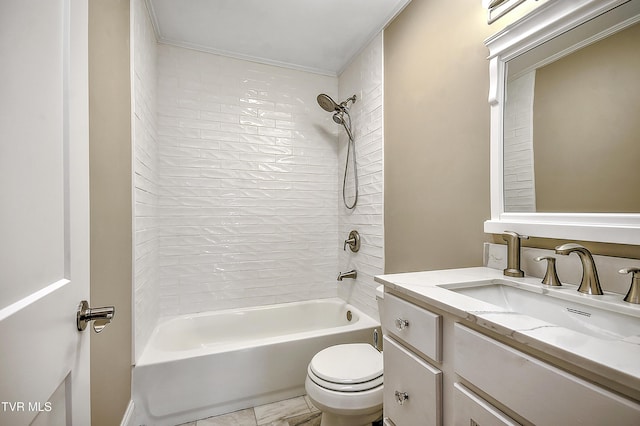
[375,267,640,395]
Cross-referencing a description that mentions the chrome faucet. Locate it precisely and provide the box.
[502,231,528,277]
[337,270,357,281]
[554,243,603,295]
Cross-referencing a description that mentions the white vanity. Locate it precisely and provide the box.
[376,267,640,425]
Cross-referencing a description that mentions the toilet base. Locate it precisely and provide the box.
[319,410,383,426]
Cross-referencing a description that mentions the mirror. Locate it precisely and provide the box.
[484,0,640,244]
[503,20,640,213]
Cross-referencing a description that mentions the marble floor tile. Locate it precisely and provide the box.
[196,408,257,426]
[256,411,321,426]
[254,396,311,425]
[283,411,322,426]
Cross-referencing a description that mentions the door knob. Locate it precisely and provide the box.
[77,301,115,333]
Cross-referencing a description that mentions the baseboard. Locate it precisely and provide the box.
[120,400,135,426]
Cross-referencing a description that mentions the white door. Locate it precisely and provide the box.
[0,0,90,425]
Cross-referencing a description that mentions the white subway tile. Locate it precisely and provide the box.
[135,21,383,327]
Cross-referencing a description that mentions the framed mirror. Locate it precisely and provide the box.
[484,0,640,244]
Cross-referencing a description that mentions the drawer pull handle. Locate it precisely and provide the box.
[395,390,409,405]
[395,318,410,330]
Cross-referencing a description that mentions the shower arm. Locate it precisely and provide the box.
[339,95,357,110]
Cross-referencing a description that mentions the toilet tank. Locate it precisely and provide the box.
[374,285,386,351]
[376,285,385,330]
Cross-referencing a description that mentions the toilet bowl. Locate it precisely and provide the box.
[305,343,383,426]
[304,287,386,426]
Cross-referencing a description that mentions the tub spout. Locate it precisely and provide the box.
[337,270,357,281]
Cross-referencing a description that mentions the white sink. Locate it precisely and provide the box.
[438,280,640,341]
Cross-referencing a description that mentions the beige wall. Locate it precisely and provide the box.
[534,22,640,213]
[89,0,133,425]
[384,0,497,273]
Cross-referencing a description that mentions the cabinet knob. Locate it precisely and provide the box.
[394,390,409,405]
[395,318,410,330]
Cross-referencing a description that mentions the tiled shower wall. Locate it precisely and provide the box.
[337,34,385,320]
[155,45,340,316]
[133,2,385,358]
[133,0,159,359]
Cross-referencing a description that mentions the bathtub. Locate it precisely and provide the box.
[132,298,379,426]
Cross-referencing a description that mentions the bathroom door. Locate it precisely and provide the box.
[0,0,90,424]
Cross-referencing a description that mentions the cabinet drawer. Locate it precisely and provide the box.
[455,324,640,425]
[383,292,442,362]
[384,336,442,426]
[453,383,519,426]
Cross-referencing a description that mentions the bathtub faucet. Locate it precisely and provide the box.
[337,270,357,281]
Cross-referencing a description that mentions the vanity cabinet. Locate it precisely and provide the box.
[382,289,640,426]
[384,336,442,426]
[383,292,443,426]
[455,324,640,425]
[453,382,519,426]
[383,292,442,362]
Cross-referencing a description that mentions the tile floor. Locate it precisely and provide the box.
[177,395,321,426]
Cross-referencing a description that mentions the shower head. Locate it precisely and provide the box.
[317,94,340,112]
[333,111,354,141]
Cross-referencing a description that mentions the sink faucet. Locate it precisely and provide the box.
[502,231,528,277]
[554,243,603,295]
[337,270,357,281]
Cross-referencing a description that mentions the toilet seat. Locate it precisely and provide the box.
[308,343,383,392]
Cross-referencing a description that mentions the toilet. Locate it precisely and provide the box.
[305,286,385,426]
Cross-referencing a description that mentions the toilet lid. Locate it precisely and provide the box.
[309,343,383,387]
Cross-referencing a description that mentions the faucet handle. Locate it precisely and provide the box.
[343,230,360,252]
[534,256,562,286]
[619,267,640,304]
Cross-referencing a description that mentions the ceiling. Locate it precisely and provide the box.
[146,0,411,76]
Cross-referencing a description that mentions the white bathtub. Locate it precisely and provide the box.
[132,298,379,426]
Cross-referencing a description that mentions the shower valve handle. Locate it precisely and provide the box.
[343,230,360,252]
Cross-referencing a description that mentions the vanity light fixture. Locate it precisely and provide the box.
[483,0,528,24]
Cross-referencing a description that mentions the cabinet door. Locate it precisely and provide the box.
[384,292,442,362]
[455,324,640,425]
[453,383,520,426]
[384,336,442,426]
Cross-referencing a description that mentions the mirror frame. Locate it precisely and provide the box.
[484,0,640,245]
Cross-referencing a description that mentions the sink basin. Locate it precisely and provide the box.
[438,280,640,341]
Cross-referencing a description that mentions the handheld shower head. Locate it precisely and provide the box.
[333,111,354,141]
[317,94,340,112]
